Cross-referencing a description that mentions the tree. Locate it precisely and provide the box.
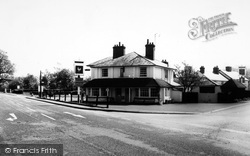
[55,69,75,90]
[23,74,38,90]
[44,69,75,90]
[0,49,15,80]
[175,63,202,92]
[8,77,23,90]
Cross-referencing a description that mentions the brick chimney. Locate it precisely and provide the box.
[200,66,205,74]
[145,39,155,60]
[113,42,125,59]
[213,66,219,74]
[239,66,246,76]
[225,66,232,72]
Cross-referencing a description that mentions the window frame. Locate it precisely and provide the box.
[92,88,99,96]
[140,88,149,97]
[101,68,108,77]
[150,88,159,97]
[140,67,147,77]
[200,86,215,93]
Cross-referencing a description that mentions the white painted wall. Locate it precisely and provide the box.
[90,66,174,84]
[193,86,221,103]
[171,90,182,103]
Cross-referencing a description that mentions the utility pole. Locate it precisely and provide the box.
[39,70,42,98]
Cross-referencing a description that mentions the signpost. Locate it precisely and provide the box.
[74,61,84,103]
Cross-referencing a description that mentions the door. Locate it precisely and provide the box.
[125,88,130,103]
[115,88,122,103]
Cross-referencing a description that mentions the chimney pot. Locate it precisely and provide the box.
[200,66,205,74]
[213,66,219,74]
[225,66,232,72]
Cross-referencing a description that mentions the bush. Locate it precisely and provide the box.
[12,89,23,94]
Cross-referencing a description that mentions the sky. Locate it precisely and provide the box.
[0,0,249,77]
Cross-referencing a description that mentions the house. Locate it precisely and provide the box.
[192,66,225,103]
[193,66,247,103]
[219,66,249,90]
[83,39,180,104]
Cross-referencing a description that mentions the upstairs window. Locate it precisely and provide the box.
[140,67,147,77]
[165,69,168,79]
[120,67,125,77]
[102,68,108,77]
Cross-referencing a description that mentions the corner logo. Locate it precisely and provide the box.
[188,12,237,41]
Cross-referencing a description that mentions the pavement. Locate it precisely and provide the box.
[25,96,250,115]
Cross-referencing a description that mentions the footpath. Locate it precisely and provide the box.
[26,96,249,115]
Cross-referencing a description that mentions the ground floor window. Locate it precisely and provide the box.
[92,88,99,96]
[200,86,215,93]
[151,88,159,97]
[135,88,139,97]
[101,88,107,96]
[140,88,149,97]
[87,88,91,96]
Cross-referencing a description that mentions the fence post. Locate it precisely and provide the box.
[65,93,66,101]
[96,96,98,106]
[71,93,73,102]
[59,91,61,101]
[81,93,84,103]
[106,97,109,108]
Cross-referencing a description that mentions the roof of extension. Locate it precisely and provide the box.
[219,70,249,81]
[221,79,246,90]
[197,71,227,86]
[83,78,173,88]
[87,52,175,69]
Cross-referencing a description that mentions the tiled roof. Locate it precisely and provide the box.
[204,71,228,82]
[221,79,246,89]
[219,70,249,81]
[198,70,227,86]
[87,52,174,69]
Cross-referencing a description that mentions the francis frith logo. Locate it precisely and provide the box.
[188,12,237,41]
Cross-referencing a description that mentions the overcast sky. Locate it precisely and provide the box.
[0,0,249,77]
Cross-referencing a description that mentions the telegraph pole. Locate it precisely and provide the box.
[39,70,42,98]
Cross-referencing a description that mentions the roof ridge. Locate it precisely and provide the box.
[219,70,231,80]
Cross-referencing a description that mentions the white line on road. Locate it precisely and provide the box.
[6,113,17,121]
[41,113,56,120]
[205,103,250,114]
[186,123,250,135]
[26,107,36,112]
[64,112,86,119]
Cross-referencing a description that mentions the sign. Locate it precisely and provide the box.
[75,65,83,74]
[38,86,44,92]
[74,61,84,76]
[75,77,83,87]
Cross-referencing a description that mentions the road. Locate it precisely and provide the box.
[0,93,250,156]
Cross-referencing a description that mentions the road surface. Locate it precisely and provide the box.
[0,93,250,155]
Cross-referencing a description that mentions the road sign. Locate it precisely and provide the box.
[74,61,84,76]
